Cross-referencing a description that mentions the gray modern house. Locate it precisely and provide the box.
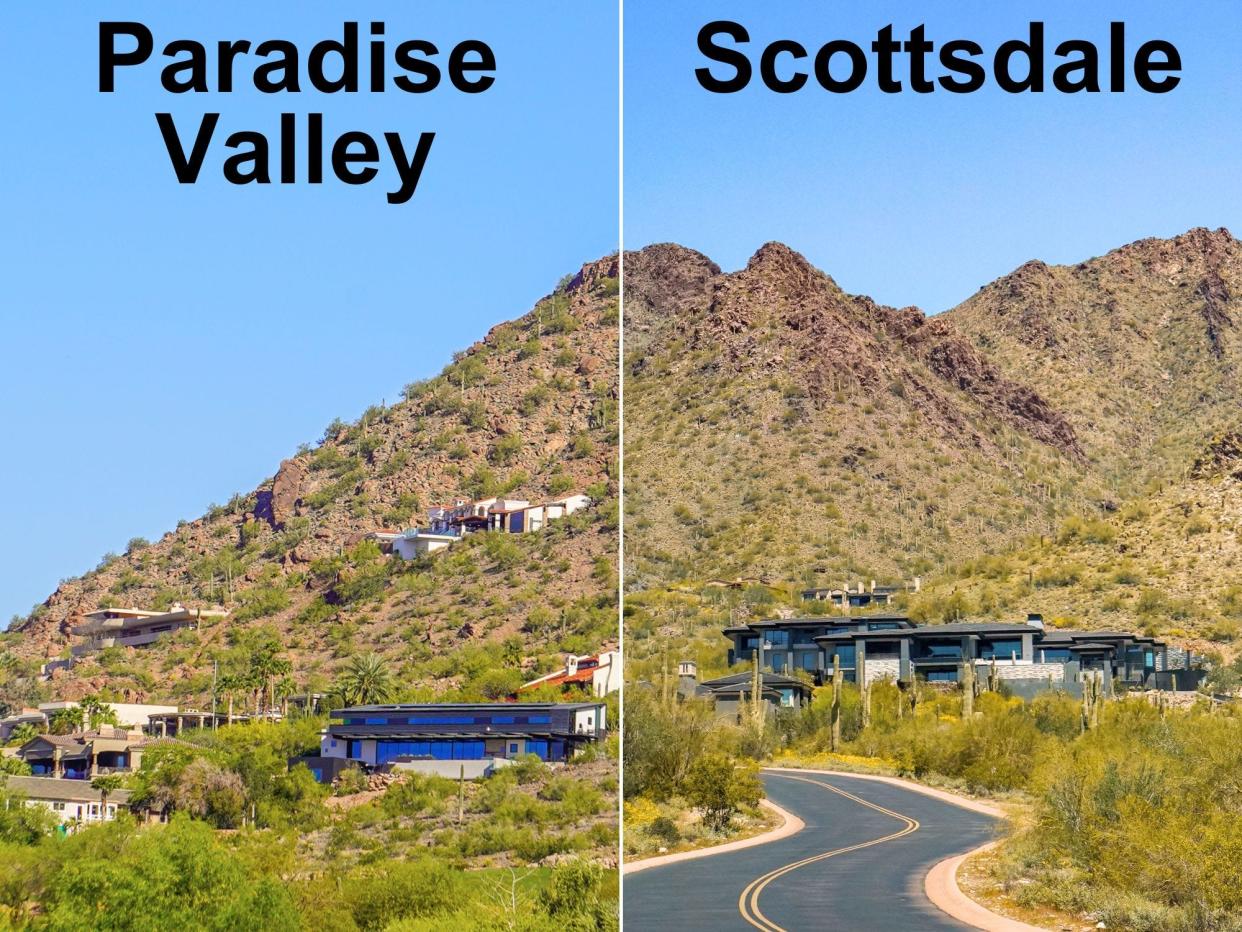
[296,701,607,783]
[724,613,1184,692]
[675,661,813,717]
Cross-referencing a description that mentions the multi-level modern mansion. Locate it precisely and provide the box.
[724,613,1194,695]
[298,701,607,782]
[70,605,227,657]
[369,493,592,559]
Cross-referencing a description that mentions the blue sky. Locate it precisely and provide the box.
[625,1,1242,311]
[0,2,617,623]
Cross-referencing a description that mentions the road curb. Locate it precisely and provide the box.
[621,798,805,875]
[925,842,1048,932]
[761,767,1007,818]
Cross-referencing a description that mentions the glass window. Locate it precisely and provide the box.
[922,641,962,659]
[980,639,1023,660]
[799,651,818,670]
[925,669,959,682]
[1040,648,1072,662]
[831,644,856,667]
[766,630,790,647]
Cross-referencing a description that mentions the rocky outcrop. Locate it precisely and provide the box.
[269,458,308,529]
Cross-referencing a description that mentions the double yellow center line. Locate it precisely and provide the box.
[737,774,921,932]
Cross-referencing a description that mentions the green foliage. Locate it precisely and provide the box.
[1000,704,1242,927]
[341,859,463,930]
[33,816,301,931]
[0,788,56,843]
[491,434,523,465]
[334,654,395,706]
[684,753,763,831]
[233,585,291,622]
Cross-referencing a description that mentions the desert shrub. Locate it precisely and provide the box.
[233,585,291,622]
[684,753,763,831]
[343,859,463,930]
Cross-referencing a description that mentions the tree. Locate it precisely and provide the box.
[79,696,120,731]
[5,722,38,747]
[91,773,125,814]
[248,648,293,716]
[48,706,84,735]
[217,673,244,724]
[0,755,32,776]
[684,753,763,832]
[335,653,396,706]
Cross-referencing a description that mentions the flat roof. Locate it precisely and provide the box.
[816,622,1039,641]
[332,702,604,714]
[700,672,810,689]
[752,614,912,626]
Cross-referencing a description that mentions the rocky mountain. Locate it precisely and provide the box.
[0,257,619,708]
[947,227,1242,490]
[625,242,1101,587]
[624,228,1242,651]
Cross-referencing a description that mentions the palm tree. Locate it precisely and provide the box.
[79,696,120,731]
[5,722,39,747]
[48,707,85,735]
[217,673,243,725]
[336,653,395,706]
[90,773,125,819]
[247,648,293,717]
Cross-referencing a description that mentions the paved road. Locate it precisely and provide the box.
[625,770,999,931]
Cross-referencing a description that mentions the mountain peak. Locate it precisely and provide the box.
[743,241,835,289]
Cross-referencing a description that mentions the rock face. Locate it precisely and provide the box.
[628,239,1080,458]
[948,226,1242,486]
[624,228,1242,586]
[269,458,308,529]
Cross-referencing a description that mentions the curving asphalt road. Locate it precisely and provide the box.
[625,770,999,931]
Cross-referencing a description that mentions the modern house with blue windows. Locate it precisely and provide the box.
[298,701,607,782]
[723,613,1179,694]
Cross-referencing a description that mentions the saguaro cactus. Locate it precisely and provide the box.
[961,660,977,717]
[1081,669,1103,731]
[830,655,842,752]
[750,654,763,726]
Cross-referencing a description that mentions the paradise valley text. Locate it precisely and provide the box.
[100,22,498,205]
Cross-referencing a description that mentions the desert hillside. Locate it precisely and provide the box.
[0,256,620,709]
[624,229,1242,653]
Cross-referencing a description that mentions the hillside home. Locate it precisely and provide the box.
[1,775,131,827]
[70,605,227,657]
[0,701,177,742]
[15,729,147,779]
[367,525,460,558]
[144,708,240,736]
[676,661,812,718]
[801,578,921,609]
[725,614,1175,693]
[374,492,593,561]
[299,701,606,782]
[519,650,622,697]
